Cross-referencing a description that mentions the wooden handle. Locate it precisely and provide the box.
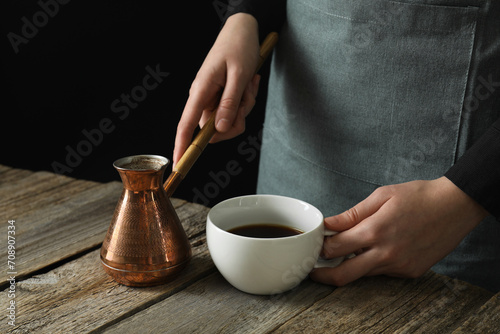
[256,32,279,73]
[172,32,279,180]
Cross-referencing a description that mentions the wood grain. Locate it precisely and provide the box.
[452,292,500,334]
[0,235,214,334]
[0,164,12,174]
[1,164,499,334]
[102,273,335,334]
[0,165,203,285]
[0,186,211,334]
[272,272,492,333]
[103,271,493,334]
[0,180,122,284]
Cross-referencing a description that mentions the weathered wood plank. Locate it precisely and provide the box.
[3,165,496,334]
[0,181,122,284]
[1,178,185,221]
[0,164,12,174]
[174,200,210,238]
[0,166,187,217]
[0,177,99,218]
[0,170,77,206]
[0,166,200,285]
[0,164,209,333]
[0,165,27,179]
[452,292,500,334]
[102,273,335,334]
[272,272,492,333]
[0,168,34,194]
[0,234,214,334]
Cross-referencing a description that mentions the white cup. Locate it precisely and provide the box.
[206,195,344,295]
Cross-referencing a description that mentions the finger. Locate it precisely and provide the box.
[211,74,260,143]
[249,74,261,100]
[199,107,218,131]
[173,118,195,167]
[322,223,375,258]
[325,187,392,231]
[173,76,222,165]
[214,68,249,133]
[240,74,260,118]
[322,190,391,258]
[310,250,377,287]
[211,105,247,143]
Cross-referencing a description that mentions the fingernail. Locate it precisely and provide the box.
[216,118,230,132]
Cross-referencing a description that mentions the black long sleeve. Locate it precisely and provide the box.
[224,0,286,40]
[445,118,500,219]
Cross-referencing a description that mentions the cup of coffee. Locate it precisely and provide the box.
[206,194,344,295]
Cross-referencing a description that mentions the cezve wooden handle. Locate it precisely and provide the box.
[164,32,279,197]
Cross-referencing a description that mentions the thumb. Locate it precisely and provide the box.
[325,187,392,231]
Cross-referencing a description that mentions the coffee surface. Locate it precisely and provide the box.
[120,158,164,170]
[228,223,303,238]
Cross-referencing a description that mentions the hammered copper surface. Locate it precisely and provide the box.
[100,155,191,287]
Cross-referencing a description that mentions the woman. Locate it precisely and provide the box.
[174,0,500,291]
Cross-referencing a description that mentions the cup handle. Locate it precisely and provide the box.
[314,229,354,269]
[324,229,337,237]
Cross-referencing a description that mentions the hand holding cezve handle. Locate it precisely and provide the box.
[163,32,279,197]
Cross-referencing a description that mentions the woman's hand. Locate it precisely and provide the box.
[310,176,489,286]
[173,13,261,166]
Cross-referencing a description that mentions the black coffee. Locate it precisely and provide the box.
[228,223,303,238]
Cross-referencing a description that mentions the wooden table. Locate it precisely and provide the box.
[1,165,499,333]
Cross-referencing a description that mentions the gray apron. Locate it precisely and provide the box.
[257,0,500,291]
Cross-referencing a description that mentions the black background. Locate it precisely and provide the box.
[2,1,270,207]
